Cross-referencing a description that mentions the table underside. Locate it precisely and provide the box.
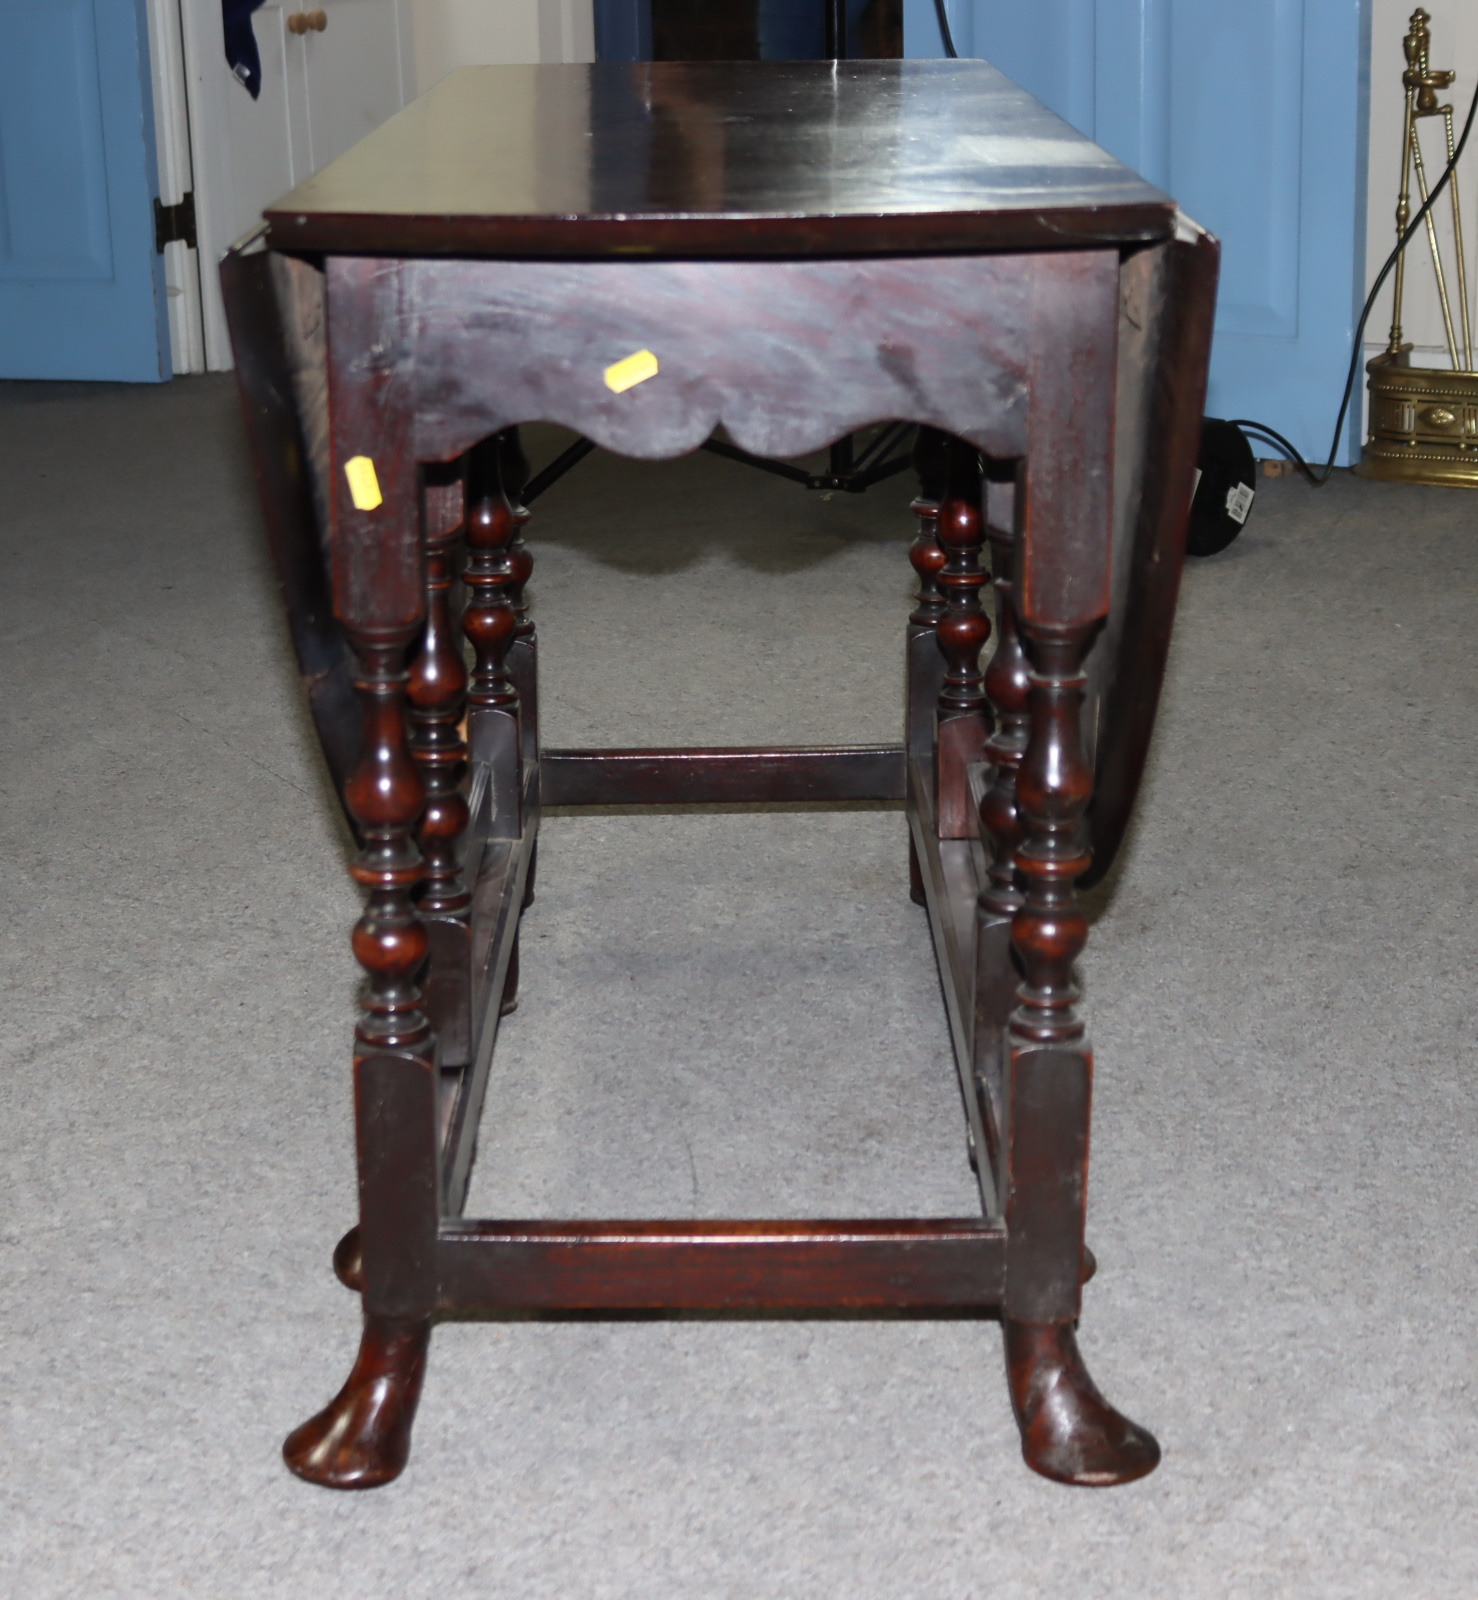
[430,739,1003,1316]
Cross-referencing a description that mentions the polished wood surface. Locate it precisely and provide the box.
[1005,1320,1161,1486]
[282,1316,429,1490]
[399,254,1046,465]
[1080,230,1219,886]
[933,438,989,838]
[222,251,358,818]
[438,1218,1004,1311]
[410,464,473,1068]
[540,745,906,807]
[650,0,901,62]
[264,60,1174,258]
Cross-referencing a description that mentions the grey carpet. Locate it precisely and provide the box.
[2,375,1475,1597]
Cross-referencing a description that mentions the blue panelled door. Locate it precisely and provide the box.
[906,0,1371,463]
[0,0,169,382]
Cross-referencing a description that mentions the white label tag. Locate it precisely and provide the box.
[1225,482,1254,525]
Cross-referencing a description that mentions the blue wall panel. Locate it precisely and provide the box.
[1165,0,1305,340]
[0,0,168,381]
[593,0,651,62]
[906,0,1371,463]
[0,0,114,279]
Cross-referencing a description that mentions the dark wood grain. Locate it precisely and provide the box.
[650,0,901,61]
[286,617,441,1490]
[540,746,906,807]
[651,0,758,59]
[340,622,439,1340]
[284,1316,430,1489]
[979,470,1029,926]
[342,628,431,1066]
[907,427,949,630]
[443,829,537,1216]
[232,54,1216,1496]
[934,439,990,839]
[1018,252,1120,630]
[502,433,539,797]
[1008,622,1094,1055]
[264,62,1173,259]
[989,595,1160,1481]
[462,436,521,718]
[906,756,999,1218]
[975,467,1030,1104]
[408,255,1033,465]
[1004,1319,1160,1486]
[219,248,360,816]
[1080,228,1220,886]
[1002,622,1095,1328]
[463,435,526,847]
[906,427,951,868]
[326,257,421,634]
[438,1219,1004,1310]
[410,464,473,1067]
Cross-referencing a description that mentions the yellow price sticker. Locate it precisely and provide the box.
[344,455,383,511]
[603,348,659,393]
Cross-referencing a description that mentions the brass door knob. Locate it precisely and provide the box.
[287,10,327,33]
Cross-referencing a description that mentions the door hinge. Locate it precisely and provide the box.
[154,192,197,253]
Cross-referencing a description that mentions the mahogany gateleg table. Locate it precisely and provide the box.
[222,59,1217,1490]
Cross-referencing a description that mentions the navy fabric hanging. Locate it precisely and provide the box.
[223,0,269,99]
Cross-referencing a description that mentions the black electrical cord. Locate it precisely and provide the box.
[1234,72,1478,486]
[933,0,958,60]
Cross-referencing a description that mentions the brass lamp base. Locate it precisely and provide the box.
[1356,346,1478,486]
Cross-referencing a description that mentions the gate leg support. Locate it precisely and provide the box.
[975,467,1029,1106]
[906,425,949,900]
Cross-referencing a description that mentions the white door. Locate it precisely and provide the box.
[179,0,413,369]
[171,0,593,369]
[300,0,416,173]
[217,1,310,246]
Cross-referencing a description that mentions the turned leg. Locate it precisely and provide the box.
[975,466,1030,1111]
[994,249,1154,1487]
[464,433,530,1008]
[464,434,523,821]
[502,430,541,849]
[934,441,991,839]
[509,498,538,912]
[410,468,473,1067]
[1002,618,1158,1486]
[284,624,440,1490]
[295,259,452,1489]
[906,426,950,902]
